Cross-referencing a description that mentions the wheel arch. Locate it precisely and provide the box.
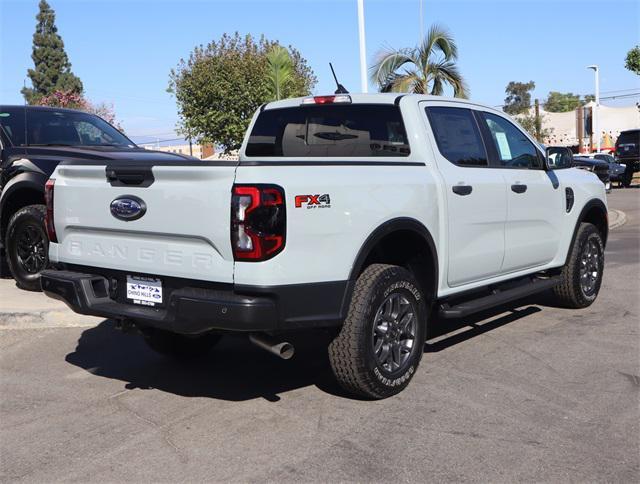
[0,173,46,244]
[341,217,439,317]
[564,198,608,265]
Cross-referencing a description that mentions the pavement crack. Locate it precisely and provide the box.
[108,389,188,463]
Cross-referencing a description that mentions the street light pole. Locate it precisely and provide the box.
[357,0,368,93]
[587,65,600,153]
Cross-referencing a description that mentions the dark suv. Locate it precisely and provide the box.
[615,129,639,187]
[0,105,195,290]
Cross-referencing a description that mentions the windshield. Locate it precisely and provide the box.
[0,107,135,148]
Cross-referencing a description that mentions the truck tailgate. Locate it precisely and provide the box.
[49,163,237,283]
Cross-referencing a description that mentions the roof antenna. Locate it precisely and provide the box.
[329,63,349,94]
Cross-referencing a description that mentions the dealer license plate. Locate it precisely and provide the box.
[126,275,163,306]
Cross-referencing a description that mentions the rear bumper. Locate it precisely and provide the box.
[40,267,348,335]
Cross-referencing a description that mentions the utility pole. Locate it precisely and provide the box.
[419,0,424,42]
[587,65,600,152]
[577,105,584,153]
[357,0,368,93]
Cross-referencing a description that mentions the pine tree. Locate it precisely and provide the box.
[21,0,83,104]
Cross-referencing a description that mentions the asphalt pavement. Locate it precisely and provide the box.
[1,189,638,482]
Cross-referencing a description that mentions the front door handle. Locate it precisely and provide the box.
[452,184,473,196]
[511,183,527,194]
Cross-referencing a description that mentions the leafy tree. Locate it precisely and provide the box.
[544,91,595,112]
[21,0,83,104]
[503,81,535,115]
[266,46,293,101]
[516,112,553,143]
[625,45,640,75]
[370,24,468,97]
[168,33,316,152]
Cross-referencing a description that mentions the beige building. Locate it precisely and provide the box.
[517,102,639,151]
[141,143,214,159]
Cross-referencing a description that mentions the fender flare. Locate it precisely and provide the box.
[0,171,47,239]
[339,217,439,318]
[564,198,608,265]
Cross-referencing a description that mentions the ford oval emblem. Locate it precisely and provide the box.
[110,195,146,221]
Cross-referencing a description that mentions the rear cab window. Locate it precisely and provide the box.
[245,104,410,157]
[617,130,639,146]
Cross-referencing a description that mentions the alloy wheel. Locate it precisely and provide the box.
[16,224,47,274]
[579,238,601,297]
[372,293,418,372]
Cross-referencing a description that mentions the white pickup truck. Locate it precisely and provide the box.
[41,93,608,399]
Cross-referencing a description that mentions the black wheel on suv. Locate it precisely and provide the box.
[553,222,604,308]
[141,328,221,359]
[328,264,427,399]
[5,205,49,291]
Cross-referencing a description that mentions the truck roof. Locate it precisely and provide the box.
[262,93,493,111]
[0,104,87,114]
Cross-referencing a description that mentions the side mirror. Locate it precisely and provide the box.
[545,146,573,170]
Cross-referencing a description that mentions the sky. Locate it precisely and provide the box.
[1,0,638,144]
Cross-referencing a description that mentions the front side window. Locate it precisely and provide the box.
[246,104,410,157]
[425,107,488,167]
[481,112,541,169]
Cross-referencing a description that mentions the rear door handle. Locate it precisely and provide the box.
[452,185,473,196]
[511,183,527,194]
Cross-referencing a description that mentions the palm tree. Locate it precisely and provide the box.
[266,46,293,101]
[370,24,468,98]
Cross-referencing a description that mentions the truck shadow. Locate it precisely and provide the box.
[65,293,553,401]
[65,321,344,401]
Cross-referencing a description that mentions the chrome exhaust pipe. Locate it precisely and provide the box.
[249,333,294,360]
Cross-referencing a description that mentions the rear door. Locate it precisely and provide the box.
[476,111,563,272]
[51,160,237,283]
[423,104,507,287]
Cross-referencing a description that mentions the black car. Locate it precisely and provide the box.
[614,129,639,187]
[592,153,627,186]
[0,105,196,290]
[572,156,611,191]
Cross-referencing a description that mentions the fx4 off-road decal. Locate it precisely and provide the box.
[294,194,331,209]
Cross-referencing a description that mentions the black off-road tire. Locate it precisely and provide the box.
[142,328,221,360]
[6,204,49,292]
[328,264,427,399]
[553,222,604,308]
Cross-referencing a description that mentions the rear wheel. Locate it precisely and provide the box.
[328,264,427,399]
[142,328,221,359]
[554,223,604,308]
[5,205,49,291]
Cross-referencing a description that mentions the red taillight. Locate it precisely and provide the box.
[231,184,286,261]
[44,179,57,243]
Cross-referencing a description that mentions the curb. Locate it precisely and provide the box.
[608,209,627,230]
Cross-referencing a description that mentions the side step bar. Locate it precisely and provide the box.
[439,276,560,319]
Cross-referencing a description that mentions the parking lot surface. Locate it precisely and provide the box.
[1,189,638,482]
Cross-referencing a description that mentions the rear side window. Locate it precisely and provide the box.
[245,104,410,157]
[425,107,488,167]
